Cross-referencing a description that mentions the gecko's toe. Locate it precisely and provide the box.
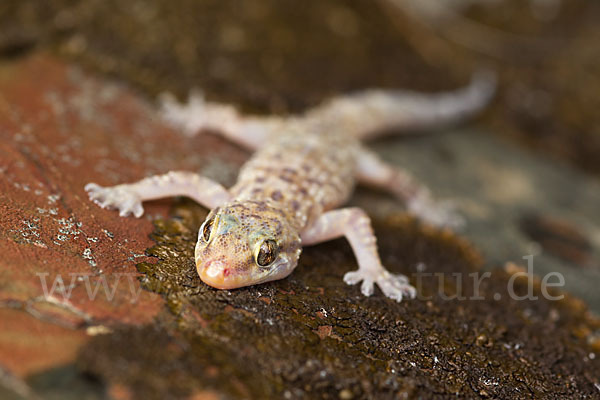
[157,92,177,108]
[116,194,144,218]
[85,184,102,200]
[360,279,375,297]
[343,270,362,286]
[344,269,415,301]
[385,271,409,285]
[97,199,110,209]
[344,270,375,296]
[132,203,144,218]
[378,274,417,302]
[84,182,100,192]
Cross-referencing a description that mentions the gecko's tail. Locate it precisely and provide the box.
[305,70,497,140]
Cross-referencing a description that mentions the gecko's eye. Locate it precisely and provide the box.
[201,217,215,242]
[255,239,279,267]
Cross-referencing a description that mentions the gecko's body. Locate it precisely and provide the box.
[85,73,495,301]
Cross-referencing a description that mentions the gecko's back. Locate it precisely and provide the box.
[231,130,359,231]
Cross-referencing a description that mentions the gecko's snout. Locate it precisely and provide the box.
[194,200,303,291]
[197,259,237,289]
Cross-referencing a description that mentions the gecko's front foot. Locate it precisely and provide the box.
[344,268,416,302]
[85,183,144,218]
[159,90,240,136]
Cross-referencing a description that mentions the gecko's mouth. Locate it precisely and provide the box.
[198,259,246,290]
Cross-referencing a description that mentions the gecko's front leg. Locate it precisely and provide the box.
[159,90,282,151]
[301,207,416,302]
[85,171,231,217]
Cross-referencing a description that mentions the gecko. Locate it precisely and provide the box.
[85,72,495,302]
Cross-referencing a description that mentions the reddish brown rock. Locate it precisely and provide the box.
[0,54,246,376]
[0,308,87,377]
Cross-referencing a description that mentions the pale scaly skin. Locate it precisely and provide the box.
[85,72,495,302]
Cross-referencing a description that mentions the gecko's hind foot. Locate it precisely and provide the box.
[85,183,144,218]
[344,269,416,302]
[407,196,465,230]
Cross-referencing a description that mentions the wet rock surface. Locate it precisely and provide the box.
[76,202,600,399]
[0,0,599,399]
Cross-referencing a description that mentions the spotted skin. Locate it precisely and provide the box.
[86,73,495,301]
[232,131,358,224]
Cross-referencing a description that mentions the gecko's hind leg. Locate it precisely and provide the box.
[355,148,464,229]
[85,171,231,217]
[301,207,416,302]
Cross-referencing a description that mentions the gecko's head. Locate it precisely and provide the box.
[194,200,302,290]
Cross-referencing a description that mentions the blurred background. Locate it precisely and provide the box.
[2,0,599,173]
